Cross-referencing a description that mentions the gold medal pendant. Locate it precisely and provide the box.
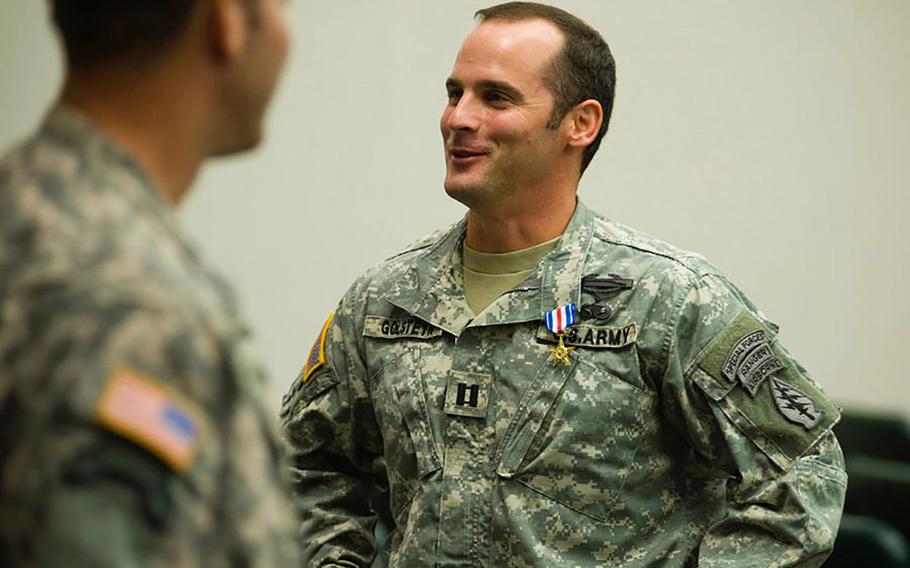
[544,303,578,367]
[548,332,575,366]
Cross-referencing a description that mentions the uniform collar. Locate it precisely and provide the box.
[382,201,595,336]
[42,105,164,207]
[40,104,210,273]
[379,216,472,337]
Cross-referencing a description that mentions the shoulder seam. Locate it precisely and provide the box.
[592,231,708,277]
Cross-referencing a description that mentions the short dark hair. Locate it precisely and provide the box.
[50,0,197,68]
[475,2,616,174]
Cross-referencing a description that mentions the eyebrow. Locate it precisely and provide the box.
[445,78,524,101]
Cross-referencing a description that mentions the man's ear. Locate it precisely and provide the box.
[565,99,603,150]
[208,0,248,62]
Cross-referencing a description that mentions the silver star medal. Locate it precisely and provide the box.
[544,303,578,367]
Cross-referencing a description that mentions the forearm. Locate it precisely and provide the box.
[290,463,378,566]
[697,431,847,568]
[282,367,383,567]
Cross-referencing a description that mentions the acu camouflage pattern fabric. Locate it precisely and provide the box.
[282,201,847,567]
[0,107,300,566]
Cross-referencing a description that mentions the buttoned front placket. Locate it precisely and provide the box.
[436,325,497,567]
[380,204,596,566]
[380,225,488,566]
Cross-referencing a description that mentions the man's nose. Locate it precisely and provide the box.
[445,94,481,131]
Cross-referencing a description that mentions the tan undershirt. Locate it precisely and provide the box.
[463,236,560,315]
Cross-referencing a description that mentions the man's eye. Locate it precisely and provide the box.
[447,91,462,104]
[484,92,510,105]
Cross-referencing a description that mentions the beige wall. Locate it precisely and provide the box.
[2,1,908,415]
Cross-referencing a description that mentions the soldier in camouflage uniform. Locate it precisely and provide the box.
[282,3,846,566]
[0,0,299,565]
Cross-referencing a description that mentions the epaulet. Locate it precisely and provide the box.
[591,215,719,278]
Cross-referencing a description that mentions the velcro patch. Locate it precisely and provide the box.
[692,309,839,467]
[363,316,442,340]
[444,371,492,419]
[302,312,334,383]
[700,311,784,396]
[536,322,637,349]
[95,368,201,472]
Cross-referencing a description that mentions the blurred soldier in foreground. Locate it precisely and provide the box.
[0,0,299,565]
[282,2,847,567]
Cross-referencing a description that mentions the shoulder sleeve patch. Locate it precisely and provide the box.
[95,368,202,473]
[691,309,839,469]
[302,312,335,383]
[695,309,775,387]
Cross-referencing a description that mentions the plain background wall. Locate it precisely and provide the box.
[1,1,908,415]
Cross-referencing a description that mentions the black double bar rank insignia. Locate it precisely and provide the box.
[723,329,784,396]
[444,371,491,419]
[455,383,480,407]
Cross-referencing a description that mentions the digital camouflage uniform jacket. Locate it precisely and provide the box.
[282,201,847,567]
[0,108,300,566]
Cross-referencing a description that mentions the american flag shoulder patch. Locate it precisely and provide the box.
[95,368,202,472]
[302,312,335,383]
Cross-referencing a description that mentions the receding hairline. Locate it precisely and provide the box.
[465,17,567,76]
[471,13,567,45]
[460,17,569,111]
[471,2,617,173]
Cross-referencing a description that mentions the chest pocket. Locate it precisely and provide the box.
[366,328,444,520]
[495,332,661,523]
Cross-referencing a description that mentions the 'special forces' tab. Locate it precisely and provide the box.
[722,329,768,383]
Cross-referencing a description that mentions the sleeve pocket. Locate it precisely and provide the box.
[690,364,839,472]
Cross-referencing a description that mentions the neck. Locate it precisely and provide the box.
[60,62,212,207]
[465,192,577,253]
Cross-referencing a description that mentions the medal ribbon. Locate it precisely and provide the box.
[545,303,577,335]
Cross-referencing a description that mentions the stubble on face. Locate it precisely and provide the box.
[440,19,567,213]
